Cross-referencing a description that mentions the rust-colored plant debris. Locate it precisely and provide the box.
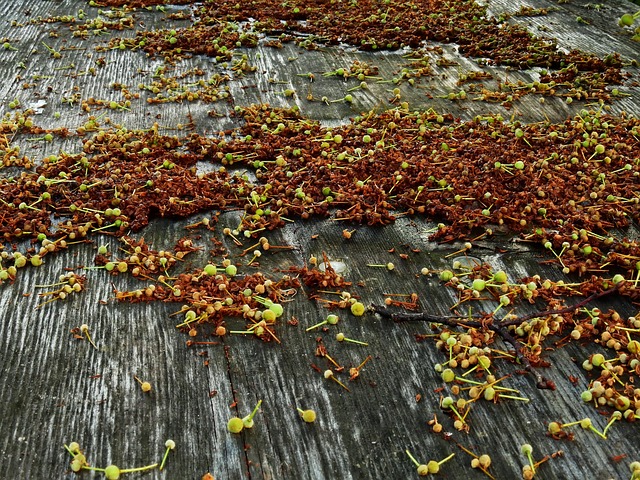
[1,104,639,286]
[85,0,628,104]
[287,253,352,292]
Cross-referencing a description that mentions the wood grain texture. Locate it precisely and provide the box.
[0,0,639,479]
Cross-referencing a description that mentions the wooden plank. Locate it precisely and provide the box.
[0,0,639,479]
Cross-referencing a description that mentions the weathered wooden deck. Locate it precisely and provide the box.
[0,1,639,479]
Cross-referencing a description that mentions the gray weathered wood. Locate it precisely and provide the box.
[0,1,639,479]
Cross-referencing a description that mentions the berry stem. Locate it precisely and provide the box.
[496,393,529,402]
[323,353,343,370]
[64,444,78,457]
[80,324,98,349]
[405,449,420,467]
[355,355,372,370]
[336,332,368,345]
[589,424,607,440]
[324,370,350,391]
[120,463,158,474]
[306,319,328,331]
[438,453,456,465]
[245,399,263,423]
[602,412,622,438]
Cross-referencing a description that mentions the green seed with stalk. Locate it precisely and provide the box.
[297,408,317,423]
[520,444,535,474]
[307,314,339,331]
[242,400,263,428]
[103,463,159,479]
[367,262,395,270]
[336,332,368,345]
[441,396,466,425]
[80,324,98,349]
[514,127,532,147]
[323,369,350,391]
[159,440,175,471]
[461,355,491,377]
[602,411,622,438]
[619,11,640,27]
[406,449,455,476]
[227,399,263,433]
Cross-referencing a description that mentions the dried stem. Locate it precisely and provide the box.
[371,284,620,389]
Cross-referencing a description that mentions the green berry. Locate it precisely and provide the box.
[591,353,605,367]
[628,340,640,354]
[548,421,561,434]
[269,303,284,317]
[478,355,491,369]
[300,409,316,423]
[350,301,365,316]
[620,13,634,27]
[104,465,121,480]
[483,386,496,401]
[441,368,455,383]
[492,270,507,283]
[242,417,254,428]
[70,459,83,472]
[520,444,533,455]
[440,270,454,281]
[262,309,276,322]
[68,442,81,454]
[227,417,244,433]
[580,418,592,429]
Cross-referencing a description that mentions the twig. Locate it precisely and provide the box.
[501,284,621,326]
[370,284,620,389]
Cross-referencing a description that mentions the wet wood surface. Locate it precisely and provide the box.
[0,1,639,479]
